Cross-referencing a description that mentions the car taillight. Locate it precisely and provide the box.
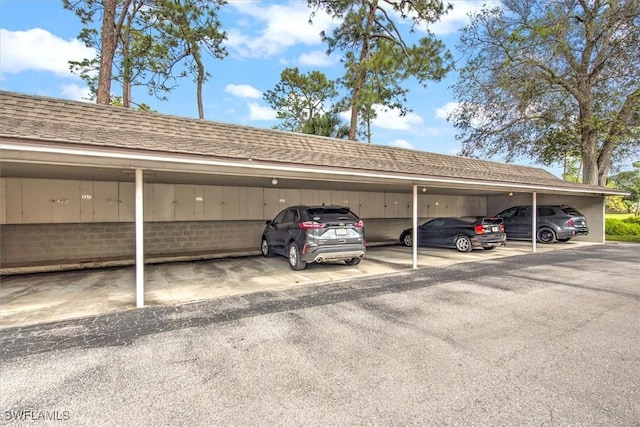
[299,221,326,229]
[499,224,505,232]
[567,219,574,227]
[475,224,485,234]
[355,220,364,228]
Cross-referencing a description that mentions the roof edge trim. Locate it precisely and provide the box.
[1,142,624,196]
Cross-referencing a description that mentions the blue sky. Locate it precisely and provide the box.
[2,1,560,175]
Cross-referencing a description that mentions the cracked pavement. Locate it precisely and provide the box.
[1,244,639,426]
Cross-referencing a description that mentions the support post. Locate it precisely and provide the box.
[412,184,418,269]
[135,168,145,308]
[532,192,537,253]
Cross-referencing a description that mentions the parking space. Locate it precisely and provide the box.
[0,241,596,328]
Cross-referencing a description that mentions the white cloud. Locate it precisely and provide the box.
[372,106,424,131]
[226,2,337,58]
[225,84,262,99]
[247,102,276,120]
[389,139,415,149]
[297,50,334,67]
[423,126,450,137]
[435,102,459,120]
[60,84,92,101]
[0,28,96,77]
[415,1,501,36]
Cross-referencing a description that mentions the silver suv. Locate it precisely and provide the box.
[261,205,366,270]
[495,205,589,243]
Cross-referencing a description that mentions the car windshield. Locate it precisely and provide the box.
[479,217,503,225]
[459,216,502,225]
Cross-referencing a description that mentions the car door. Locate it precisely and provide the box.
[497,207,521,237]
[441,218,465,246]
[514,207,533,238]
[280,208,300,246]
[419,218,446,247]
[266,209,288,254]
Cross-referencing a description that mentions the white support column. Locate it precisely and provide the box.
[532,192,537,253]
[135,168,145,308]
[601,199,606,244]
[412,184,418,269]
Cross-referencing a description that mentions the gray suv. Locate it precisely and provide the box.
[495,205,589,243]
[261,205,366,270]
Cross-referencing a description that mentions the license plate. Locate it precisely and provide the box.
[491,226,499,232]
[336,228,347,236]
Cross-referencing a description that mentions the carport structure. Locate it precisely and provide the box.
[0,91,626,308]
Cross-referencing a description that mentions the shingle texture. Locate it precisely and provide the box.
[0,91,601,191]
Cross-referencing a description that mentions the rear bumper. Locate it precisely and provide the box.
[472,233,507,248]
[302,244,366,263]
[558,228,589,239]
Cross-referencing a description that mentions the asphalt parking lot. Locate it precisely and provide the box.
[1,243,638,426]
[1,241,593,327]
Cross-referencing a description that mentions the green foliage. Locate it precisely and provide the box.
[63,0,227,116]
[623,216,640,226]
[263,68,338,132]
[309,0,453,141]
[606,195,629,213]
[452,0,640,186]
[300,112,349,139]
[605,217,640,239]
[608,160,640,214]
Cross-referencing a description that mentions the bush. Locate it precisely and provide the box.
[623,216,640,226]
[606,218,640,236]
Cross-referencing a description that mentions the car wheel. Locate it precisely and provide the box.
[557,238,571,242]
[288,243,306,271]
[483,245,496,250]
[455,235,472,252]
[537,228,557,244]
[402,233,412,246]
[260,237,273,257]
[345,258,361,266]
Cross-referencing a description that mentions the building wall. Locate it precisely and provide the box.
[1,177,605,266]
[486,193,605,243]
[0,218,419,265]
[4,178,481,265]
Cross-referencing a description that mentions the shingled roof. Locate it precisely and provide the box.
[0,91,604,192]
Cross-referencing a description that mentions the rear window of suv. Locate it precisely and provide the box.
[561,207,583,216]
[307,207,358,222]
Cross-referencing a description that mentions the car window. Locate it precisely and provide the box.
[308,207,358,222]
[445,218,464,227]
[498,208,517,218]
[273,210,287,224]
[480,217,503,225]
[517,207,532,218]
[282,209,296,223]
[459,217,477,224]
[426,219,446,227]
[538,207,555,217]
[561,207,583,216]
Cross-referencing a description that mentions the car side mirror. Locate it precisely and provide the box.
[266,220,273,226]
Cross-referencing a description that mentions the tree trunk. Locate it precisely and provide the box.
[195,52,205,119]
[122,31,131,108]
[96,0,117,105]
[349,88,360,140]
[581,143,599,185]
[348,1,377,141]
